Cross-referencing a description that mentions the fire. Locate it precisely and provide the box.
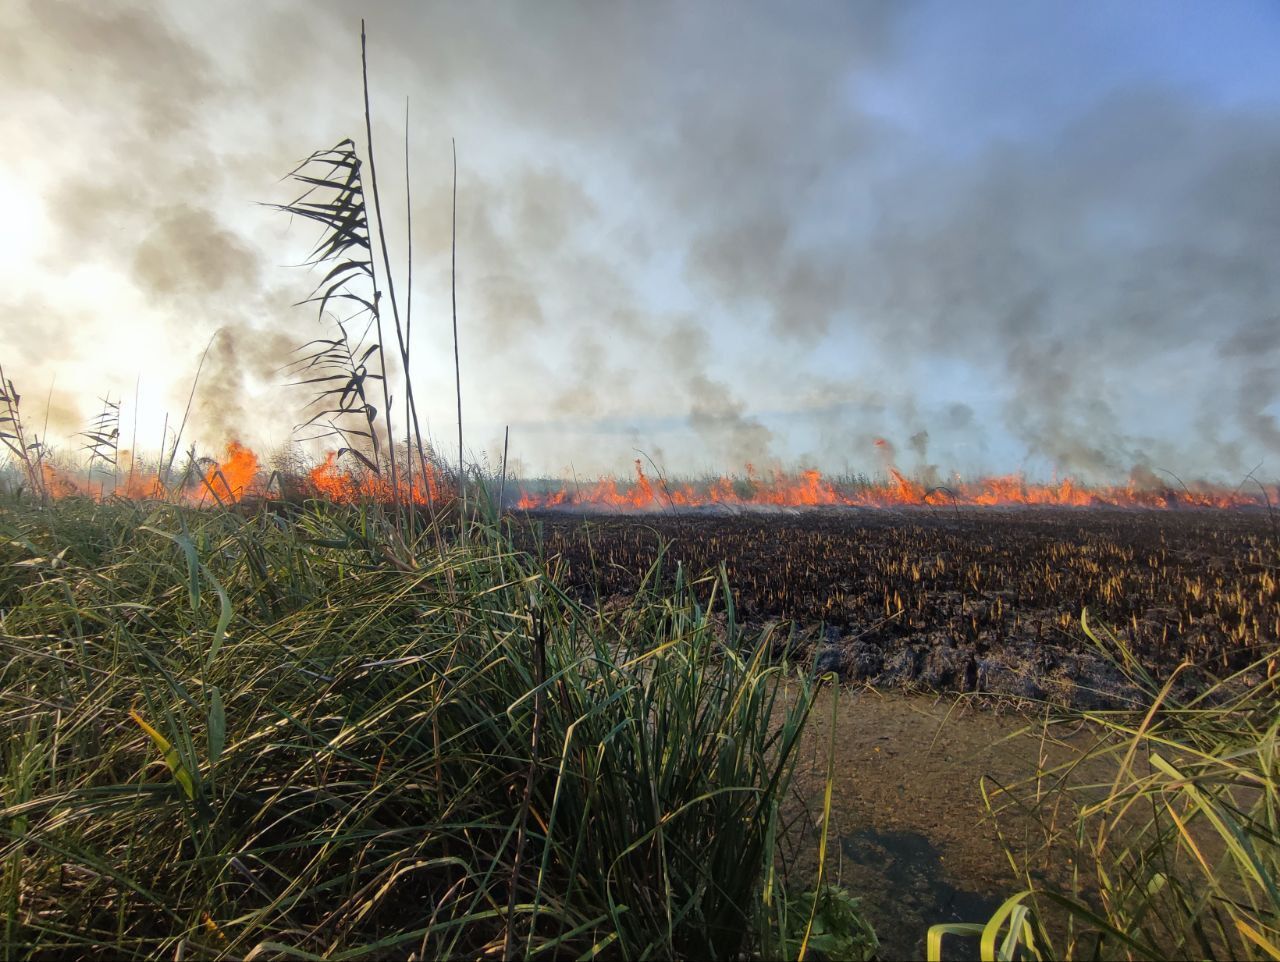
[309,450,448,505]
[41,463,84,499]
[118,451,166,500]
[22,436,1272,512]
[513,467,1268,511]
[203,440,259,503]
[513,441,1272,512]
[309,451,361,503]
[120,472,167,500]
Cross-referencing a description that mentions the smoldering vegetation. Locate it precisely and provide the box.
[516,508,1280,707]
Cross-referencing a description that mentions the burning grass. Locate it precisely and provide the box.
[16,440,1278,515]
[10,440,457,511]
[515,457,1277,511]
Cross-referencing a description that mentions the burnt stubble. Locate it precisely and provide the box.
[516,507,1279,707]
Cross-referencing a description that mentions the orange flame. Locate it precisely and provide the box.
[41,463,84,499]
[203,441,259,503]
[24,437,1271,512]
[308,450,448,505]
[120,472,167,500]
[513,440,1270,512]
[513,467,1266,511]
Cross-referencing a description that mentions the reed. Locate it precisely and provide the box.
[0,365,47,503]
[930,611,1280,961]
[80,394,120,498]
[0,497,828,960]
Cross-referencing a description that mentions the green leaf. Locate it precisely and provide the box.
[206,573,233,666]
[927,923,984,961]
[208,687,225,770]
[141,525,201,612]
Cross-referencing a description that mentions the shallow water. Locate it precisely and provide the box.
[785,689,1098,960]
[839,826,1001,960]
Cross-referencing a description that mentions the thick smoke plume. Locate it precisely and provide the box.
[3,0,1277,480]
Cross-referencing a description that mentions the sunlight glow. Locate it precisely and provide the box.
[0,174,46,271]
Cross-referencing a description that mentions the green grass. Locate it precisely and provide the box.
[0,496,839,960]
[930,612,1280,961]
[5,492,1275,961]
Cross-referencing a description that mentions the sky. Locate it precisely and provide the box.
[3,0,1279,482]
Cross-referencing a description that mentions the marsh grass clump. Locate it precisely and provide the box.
[0,366,47,504]
[0,497,826,960]
[930,612,1280,961]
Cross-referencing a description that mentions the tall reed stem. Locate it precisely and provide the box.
[360,21,402,519]
[163,334,214,488]
[451,138,465,538]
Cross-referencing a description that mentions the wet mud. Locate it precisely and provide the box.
[784,690,1102,961]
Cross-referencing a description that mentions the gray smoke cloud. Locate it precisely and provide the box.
[868,93,1280,475]
[126,205,298,442]
[3,0,302,451]
[675,86,1280,476]
[196,323,297,444]
[131,206,261,299]
[1,1,217,138]
[3,0,1277,480]
[908,431,929,460]
[281,1,1280,478]
[669,322,775,467]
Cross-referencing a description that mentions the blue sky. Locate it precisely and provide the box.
[885,2,1280,136]
[2,0,1278,482]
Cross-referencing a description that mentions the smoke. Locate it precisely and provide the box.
[907,429,941,486]
[1221,319,1280,458]
[123,202,299,447]
[1,0,217,139]
[353,1,1279,477]
[946,404,974,430]
[194,324,296,443]
[686,374,774,467]
[908,430,929,460]
[659,321,774,466]
[873,437,896,473]
[3,0,1277,479]
[131,206,262,298]
[43,390,88,438]
[677,85,1280,475]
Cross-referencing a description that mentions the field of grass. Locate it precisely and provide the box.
[0,496,876,960]
[1,494,1275,960]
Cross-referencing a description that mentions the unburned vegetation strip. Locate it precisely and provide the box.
[0,497,845,960]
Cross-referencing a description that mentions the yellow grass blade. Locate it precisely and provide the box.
[129,709,195,801]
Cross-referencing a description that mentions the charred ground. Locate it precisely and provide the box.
[514,507,1279,707]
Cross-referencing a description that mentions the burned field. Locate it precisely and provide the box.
[515,507,1279,706]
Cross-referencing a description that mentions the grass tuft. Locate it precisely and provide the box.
[931,609,1280,961]
[0,498,825,960]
